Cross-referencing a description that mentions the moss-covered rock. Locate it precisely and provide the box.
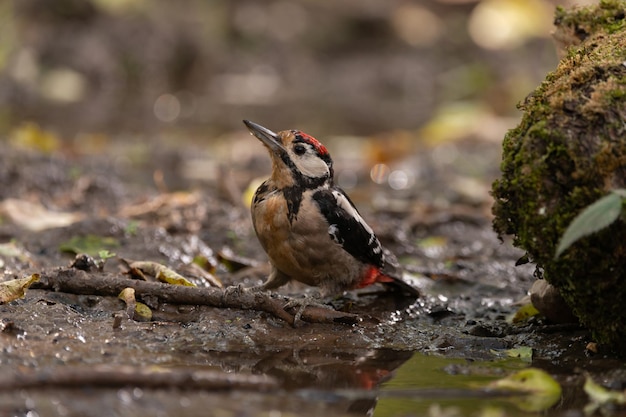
[492,0,626,350]
[553,0,626,52]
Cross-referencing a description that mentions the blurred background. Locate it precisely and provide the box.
[0,0,601,214]
[0,0,599,207]
[0,0,596,140]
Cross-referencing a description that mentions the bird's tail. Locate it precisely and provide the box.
[359,264,420,297]
[382,273,421,297]
[380,248,420,296]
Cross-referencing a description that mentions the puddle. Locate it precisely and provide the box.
[376,352,531,417]
[0,345,557,417]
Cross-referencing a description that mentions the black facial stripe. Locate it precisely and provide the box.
[278,148,331,189]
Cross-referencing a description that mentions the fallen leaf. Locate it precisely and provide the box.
[118,287,152,322]
[0,274,39,303]
[490,368,560,394]
[583,374,626,415]
[0,199,82,231]
[98,250,116,260]
[9,122,61,153]
[129,261,196,287]
[119,192,200,218]
[155,268,195,287]
[488,368,561,412]
[0,241,32,263]
[59,235,120,257]
[192,255,217,274]
[182,261,223,288]
[243,178,265,209]
[418,102,493,145]
[508,303,540,324]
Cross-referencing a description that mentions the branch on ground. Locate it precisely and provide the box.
[34,268,359,325]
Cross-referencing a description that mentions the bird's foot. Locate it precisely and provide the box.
[283,293,333,325]
[224,283,248,296]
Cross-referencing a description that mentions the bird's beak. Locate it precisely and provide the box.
[243,120,286,154]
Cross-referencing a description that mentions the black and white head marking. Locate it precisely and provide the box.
[284,132,333,182]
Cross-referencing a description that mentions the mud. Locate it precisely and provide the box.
[0,138,623,417]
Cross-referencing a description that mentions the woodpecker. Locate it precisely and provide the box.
[243,120,419,297]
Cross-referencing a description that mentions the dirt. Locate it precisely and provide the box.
[0,134,624,417]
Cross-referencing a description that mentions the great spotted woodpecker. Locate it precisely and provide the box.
[243,120,419,297]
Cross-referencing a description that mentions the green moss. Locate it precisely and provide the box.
[492,1,626,350]
[554,0,626,47]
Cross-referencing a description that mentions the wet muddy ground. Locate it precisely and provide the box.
[0,134,623,417]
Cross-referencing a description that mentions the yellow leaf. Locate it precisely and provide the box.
[9,122,60,153]
[130,261,196,287]
[419,102,493,145]
[584,375,626,413]
[118,287,136,304]
[490,368,560,394]
[0,274,39,303]
[118,287,152,321]
[133,302,153,321]
[243,177,265,208]
[155,267,195,287]
[489,368,561,412]
[508,303,540,324]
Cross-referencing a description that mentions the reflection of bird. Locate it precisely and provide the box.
[243,120,419,297]
[251,348,414,416]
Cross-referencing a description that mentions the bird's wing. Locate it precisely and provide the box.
[312,188,384,268]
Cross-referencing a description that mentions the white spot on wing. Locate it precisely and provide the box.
[328,224,341,244]
[331,190,375,236]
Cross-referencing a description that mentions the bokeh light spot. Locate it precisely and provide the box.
[154,94,181,123]
[370,164,390,184]
[388,170,412,190]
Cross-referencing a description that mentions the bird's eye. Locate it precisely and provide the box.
[293,144,306,156]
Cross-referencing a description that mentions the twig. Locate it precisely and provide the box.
[0,365,277,391]
[35,268,358,325]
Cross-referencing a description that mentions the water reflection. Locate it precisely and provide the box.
[205,348,414,416]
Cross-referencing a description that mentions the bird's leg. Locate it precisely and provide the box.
[249,265,291,292]
[249,266,333,324]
